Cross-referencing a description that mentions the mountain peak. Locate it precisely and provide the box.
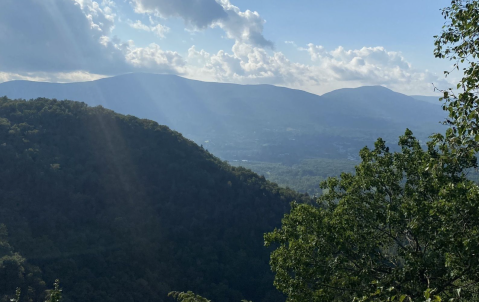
[321,85,396,97]
[0,75,445,163]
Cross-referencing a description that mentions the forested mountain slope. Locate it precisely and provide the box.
[410,95,443,105]
[321,86,444,128]
[0,74,446,163]
[0,97,310,302]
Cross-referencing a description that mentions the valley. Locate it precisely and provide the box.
[0,73,445,193]
[2,0,479,301]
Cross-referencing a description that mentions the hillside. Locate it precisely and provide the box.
[231,158,357,196]
[322,86,444,127]
[0,97,310,302]
[410,95,443,105]
[0,74,447,163]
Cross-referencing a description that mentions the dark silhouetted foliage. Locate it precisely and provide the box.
[0,97,310,302]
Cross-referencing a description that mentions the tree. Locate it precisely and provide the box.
[45,280,62,302]
[265,130,479,301]
[265,1,479,301]
[434,0,479,150]
[168,291,252,302]
[6,280,61,302]
[169,291,212,302]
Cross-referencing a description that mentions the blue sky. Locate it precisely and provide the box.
[0,0,455,95]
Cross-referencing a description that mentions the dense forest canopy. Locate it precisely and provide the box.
[0,97,310,302]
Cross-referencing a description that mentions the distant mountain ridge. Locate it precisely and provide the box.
[410,95,444,105]
[0,73,447,163]
[322,86,444,126]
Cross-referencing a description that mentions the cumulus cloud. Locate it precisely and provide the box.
[305,44,326,61]
[128,19,170,38]
[185,42,449,95]
[73,0,116,33]
[129,19,151,31]
[0,0,448,95]
[0,0,185,77]
[303,43,434,90]
[187,42,317,87]
[214,0,273,48]
[133,0,227,28]
[132,0,273,48]
[124,41,185,72]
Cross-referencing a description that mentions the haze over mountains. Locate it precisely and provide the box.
[0,76,452,300]
[0,73,446,163]
[410,95,444,105]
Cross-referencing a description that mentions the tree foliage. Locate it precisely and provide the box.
[0,224,47,302]
[169,291,212,302]
[434,0,479,149]
[9,280,62,302]
[264,1,479,301]
[45,280,62,302]
[168,291,253,302]
[265,131,479,301]
[0,97,310,302]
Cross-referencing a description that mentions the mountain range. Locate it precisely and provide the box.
[0,74,451,301]
[410,95,444,105]
[0,73,447,163]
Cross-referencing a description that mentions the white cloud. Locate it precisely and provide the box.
[305,44,326,61]
[128,19,170,38]
[303,44,443,94]
[73,0,116,33]
[0,71,106,84]
[0,72,50,84]
[101,0,116,7]
[129,19,151,31]
[132,0,273,48]
[187,42,318,87]
[185,42,450,95]
[213,0,273,48]
[49,71,108,82]
[0,0,450,96]
[150,24,170,38]
[0,0,183,77]
[124,41,185,73]
[133,0,226,28]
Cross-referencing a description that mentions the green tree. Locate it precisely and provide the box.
[434,0,479,150]
[169,291,212,302]
[6,280,61,302]
[265,1,479,301]
[45,280,62,302]
[265,131,479,301]
[0,224,48,302]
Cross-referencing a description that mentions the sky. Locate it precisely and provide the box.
[0,0,456,95]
